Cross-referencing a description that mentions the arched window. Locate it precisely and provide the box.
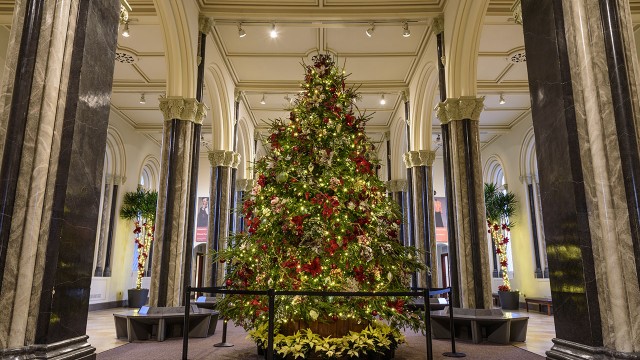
[483,155,514,279]
[520,128,548,278]
[93,127,126,277]
[139,155,160,191]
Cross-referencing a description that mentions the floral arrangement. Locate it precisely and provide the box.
[248,321,405,359]
[484,182,516,292]
[214,54,424,341]
[120,187,158,290]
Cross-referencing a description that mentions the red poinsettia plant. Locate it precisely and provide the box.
[120,187,158,290]
[485,183,517,292]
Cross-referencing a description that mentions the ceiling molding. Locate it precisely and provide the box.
[477,80,529,92]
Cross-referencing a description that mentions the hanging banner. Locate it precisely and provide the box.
[196,197,209,243]
[434,197,448,243]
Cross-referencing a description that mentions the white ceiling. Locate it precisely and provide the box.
[3,0,640,149]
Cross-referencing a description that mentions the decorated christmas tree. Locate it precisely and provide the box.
[215,54,424,358]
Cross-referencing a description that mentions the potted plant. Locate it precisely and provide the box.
[484,182,519,310]
[120,186,158,308]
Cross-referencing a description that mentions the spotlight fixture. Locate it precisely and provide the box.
[499,93,506,105]
[379,94,386,105]
[238,23,246,38]
[260,94,266,105]
[139,93,146,104]
[402,22,411,37]
[122,20,130,37]
[270,23,278,38]
[366,23,375,37]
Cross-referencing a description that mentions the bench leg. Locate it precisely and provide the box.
[158,319,166,342]
[525,301,529,312]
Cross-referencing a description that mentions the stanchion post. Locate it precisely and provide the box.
[182,286,190,360]
[267,288,275,360]
[213,318,234,347]
[443,287,466,357]
[424,289,433,360]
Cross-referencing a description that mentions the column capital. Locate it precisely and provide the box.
[403,150,436,168]
[208,150,241,168]
[400,89,410,102]
[436,96,484,124]
[158,97,208,124]
[432,15,444,35]
[199,15,215,34]
[386,179,408,192]
[236,178,255,191]
[511,0,522,26]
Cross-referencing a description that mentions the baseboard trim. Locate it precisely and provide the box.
[89,300,127,311]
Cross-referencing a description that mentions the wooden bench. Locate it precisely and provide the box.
[114,306,219,342]
[525,297,552,315]
[431,307,529,344]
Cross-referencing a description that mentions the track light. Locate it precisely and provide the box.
[139,93,146,104]
[380,94,386,105]
[260,94,266,105]
[270,23,278,38]
[122,20,130,37]
[366,23,375,37]
[402,22,411,37]
[238,23,246,38]
[499,93,506,105]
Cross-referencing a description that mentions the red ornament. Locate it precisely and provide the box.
[371,310,378,316]
[225,279,232,286]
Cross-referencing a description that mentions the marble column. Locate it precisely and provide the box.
[436,97,492,309]
[0,0,119,357]
[403,151,438,289]
[386,180,409,247]
[205,150,240,288]
[149,98,207,307]
[522,0,640,357]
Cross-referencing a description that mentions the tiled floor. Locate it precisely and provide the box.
[87,307,555,357]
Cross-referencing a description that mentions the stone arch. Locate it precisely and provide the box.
[519,127,537,184]
[410,62,438,151]
[139,154,161,191]
[483,154,506,187]
[390,116,407,180]
[105,126,126,179]
[205,63,233,151]
[236,117,252,179]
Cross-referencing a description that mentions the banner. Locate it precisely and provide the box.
[196,197,209,243]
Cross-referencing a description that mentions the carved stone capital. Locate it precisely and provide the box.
[436,96,484,124]
[511,0,522,26]
[403,150,436,168]
[386,179,408,193]
[159,97,207,124]
[236,179,255,191]
[199,15,215,34]
[208,150,241,168]
[432,15,444,35]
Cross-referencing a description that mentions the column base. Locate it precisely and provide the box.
[0,335,96,360]
[547,338,640,360]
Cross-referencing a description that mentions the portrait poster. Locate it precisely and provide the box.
[196,197,209,243]
[434,197,448,243]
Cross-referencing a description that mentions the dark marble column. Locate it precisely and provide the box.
[386,180,408,247]
[0,0,119,357]
[149,98,207,307]
[206,150,240,288]
[403,151,438,289]
[436,97,492,309]
[522,0,640,357]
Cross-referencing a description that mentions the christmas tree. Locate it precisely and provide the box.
[215,54,424,354]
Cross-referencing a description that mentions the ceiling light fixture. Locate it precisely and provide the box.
[402,22,411,37]
[238,23,246,38]
[260,94,266,105]
[366,23,375,37]
[499,93,506,105]
[139,93,146,104]
[380,94,386,105]
[122,20,130,37]
[270,23,278,38]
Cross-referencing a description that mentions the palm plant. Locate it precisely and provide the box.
[120,187,158,290]
[484,182,517,292]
